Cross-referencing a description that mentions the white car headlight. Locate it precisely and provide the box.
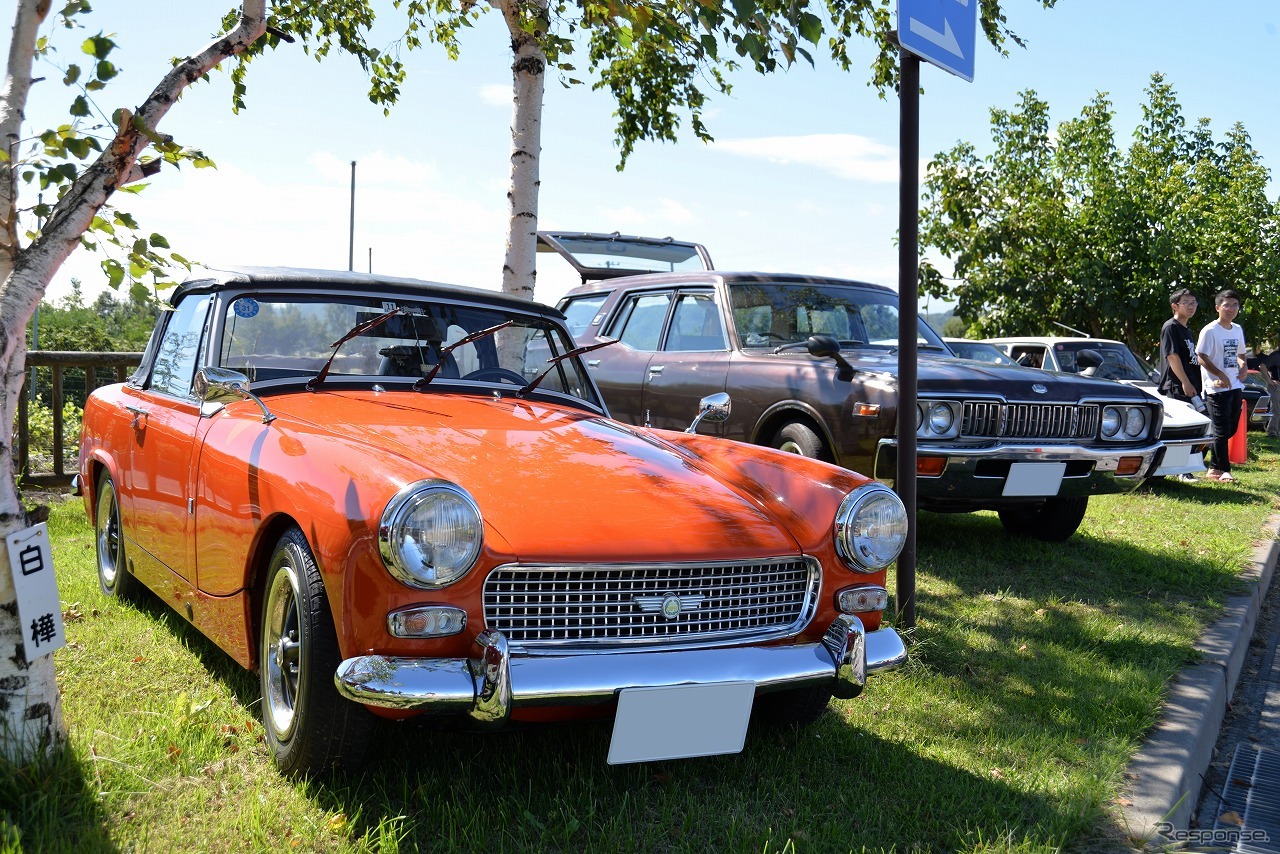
[379,480,483,589]
[916,401,958,438]
[835,483,909,572]
[1123,407,1148,438]
[1101,407,1122,438]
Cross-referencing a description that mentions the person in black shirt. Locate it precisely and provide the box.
[1158,287,1202,407]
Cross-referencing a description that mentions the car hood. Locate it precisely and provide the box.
[795,350,1158,404]
[262,391,801,562]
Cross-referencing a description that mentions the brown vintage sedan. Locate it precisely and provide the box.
[542,232,1164,542]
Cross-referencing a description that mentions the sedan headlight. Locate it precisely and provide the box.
[379,480,483,589]
[916,400,959,439]
[1101,405,1151,441]
[835,483,909,572]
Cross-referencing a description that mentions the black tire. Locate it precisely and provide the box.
[754,685,833,726]
[260,526,372,776]
[772,421,827,460]
[95,471,140,601]
[997,496,1089,542]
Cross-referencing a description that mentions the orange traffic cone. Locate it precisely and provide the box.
[1229,400,1248,464]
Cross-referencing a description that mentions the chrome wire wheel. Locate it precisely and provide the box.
[263,561,304,743]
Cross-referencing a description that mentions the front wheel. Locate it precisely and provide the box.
[771,421,828,461]
[260,527,372,776]
[997,496,1089,542]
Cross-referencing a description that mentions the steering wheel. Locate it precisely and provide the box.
[462,367,527,385]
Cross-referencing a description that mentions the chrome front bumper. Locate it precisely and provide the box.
[875,438,1162,499]
[334,615,905,723]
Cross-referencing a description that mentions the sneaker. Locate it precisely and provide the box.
[1176,473,1198,483]
[1217,472,1236,483]
[1205,469,1224,481]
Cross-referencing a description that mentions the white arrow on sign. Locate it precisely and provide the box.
[908,17,962,58]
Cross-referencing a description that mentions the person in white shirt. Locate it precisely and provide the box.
[1195,289,1248,482]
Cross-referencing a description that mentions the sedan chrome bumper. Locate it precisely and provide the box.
[334,616,905,723]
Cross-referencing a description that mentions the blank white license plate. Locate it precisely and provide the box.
[607,681,755,765]
[1162,445,1191,468]
[1002,462,1066,497]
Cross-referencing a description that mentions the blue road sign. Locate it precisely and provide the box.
[898,0,977,82]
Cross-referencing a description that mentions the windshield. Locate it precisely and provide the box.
[948,340,1018,366]
[727,281,946,350]
[216,293,599,406]
[1052,341,1150,382]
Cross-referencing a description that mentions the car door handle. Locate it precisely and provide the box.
[124,405,148,429]
[648,365,665,375]
[587,359,600,368]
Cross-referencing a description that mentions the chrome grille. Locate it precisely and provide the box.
[483,558,819,648]
[962,401,1099,440]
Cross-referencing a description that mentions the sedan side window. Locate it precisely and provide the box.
[148,296,211,399]
[665,294,726,351]
[610,292,672,351]
[1010,346,1047,369]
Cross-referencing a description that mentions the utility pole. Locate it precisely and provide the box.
[348,160,356,272]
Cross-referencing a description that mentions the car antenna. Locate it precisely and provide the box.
[1051,320,1089,337]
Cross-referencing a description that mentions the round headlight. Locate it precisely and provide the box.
[835,483,909,572]
[379,480,483,589]
[927,402,954,434]
[1101,407,1122,438]
[1124,407,1147,438]
[915,402,924,431]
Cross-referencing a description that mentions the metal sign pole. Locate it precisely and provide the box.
[896,51,921,629]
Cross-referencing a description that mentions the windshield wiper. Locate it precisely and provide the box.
[414,320,516,390]
[517,338,618,398]
[307,307,404,391]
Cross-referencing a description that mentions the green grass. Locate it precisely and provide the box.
[5,436,1280,853]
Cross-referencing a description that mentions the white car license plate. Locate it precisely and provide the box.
[1002,462,1066,497]
[607,681,755,765]
[1162,445,1191,468]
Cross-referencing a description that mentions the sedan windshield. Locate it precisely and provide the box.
[1052,341,1150,382]
[728,281,946,350]
[216,293,598,405]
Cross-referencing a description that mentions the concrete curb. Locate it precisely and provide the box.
[1120,511,1280,844]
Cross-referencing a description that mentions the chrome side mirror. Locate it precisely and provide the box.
[195,367,276,424]
[686,392,731,434]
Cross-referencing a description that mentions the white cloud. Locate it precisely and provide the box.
[479,84,511,107]
[713,133,899,183]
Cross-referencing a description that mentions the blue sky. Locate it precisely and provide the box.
[9,1,1280,309]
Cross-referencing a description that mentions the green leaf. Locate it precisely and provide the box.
[729,0,756,23]
[70,95,90,117]
[149,233,170,249]
[798,13,823,45]
[63,64,81,85]
[81,34,114,60]
[96,60,118,81]
[102,258,125,288]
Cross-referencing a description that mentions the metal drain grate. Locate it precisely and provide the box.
[1214,745,1280,853]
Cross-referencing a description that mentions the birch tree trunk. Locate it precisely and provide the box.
[499,0,547,303]
[0,0,268,765]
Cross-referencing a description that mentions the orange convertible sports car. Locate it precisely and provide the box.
[78,267,908,775]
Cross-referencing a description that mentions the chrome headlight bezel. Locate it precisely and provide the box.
[1101,404,1152,441]
[916,400,960,440]
[834,482,909,572]
[378,479,483,589]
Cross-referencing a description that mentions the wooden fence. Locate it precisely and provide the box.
[19,351,143,488]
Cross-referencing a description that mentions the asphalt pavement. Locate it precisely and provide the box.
[1120,510,1280,851]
